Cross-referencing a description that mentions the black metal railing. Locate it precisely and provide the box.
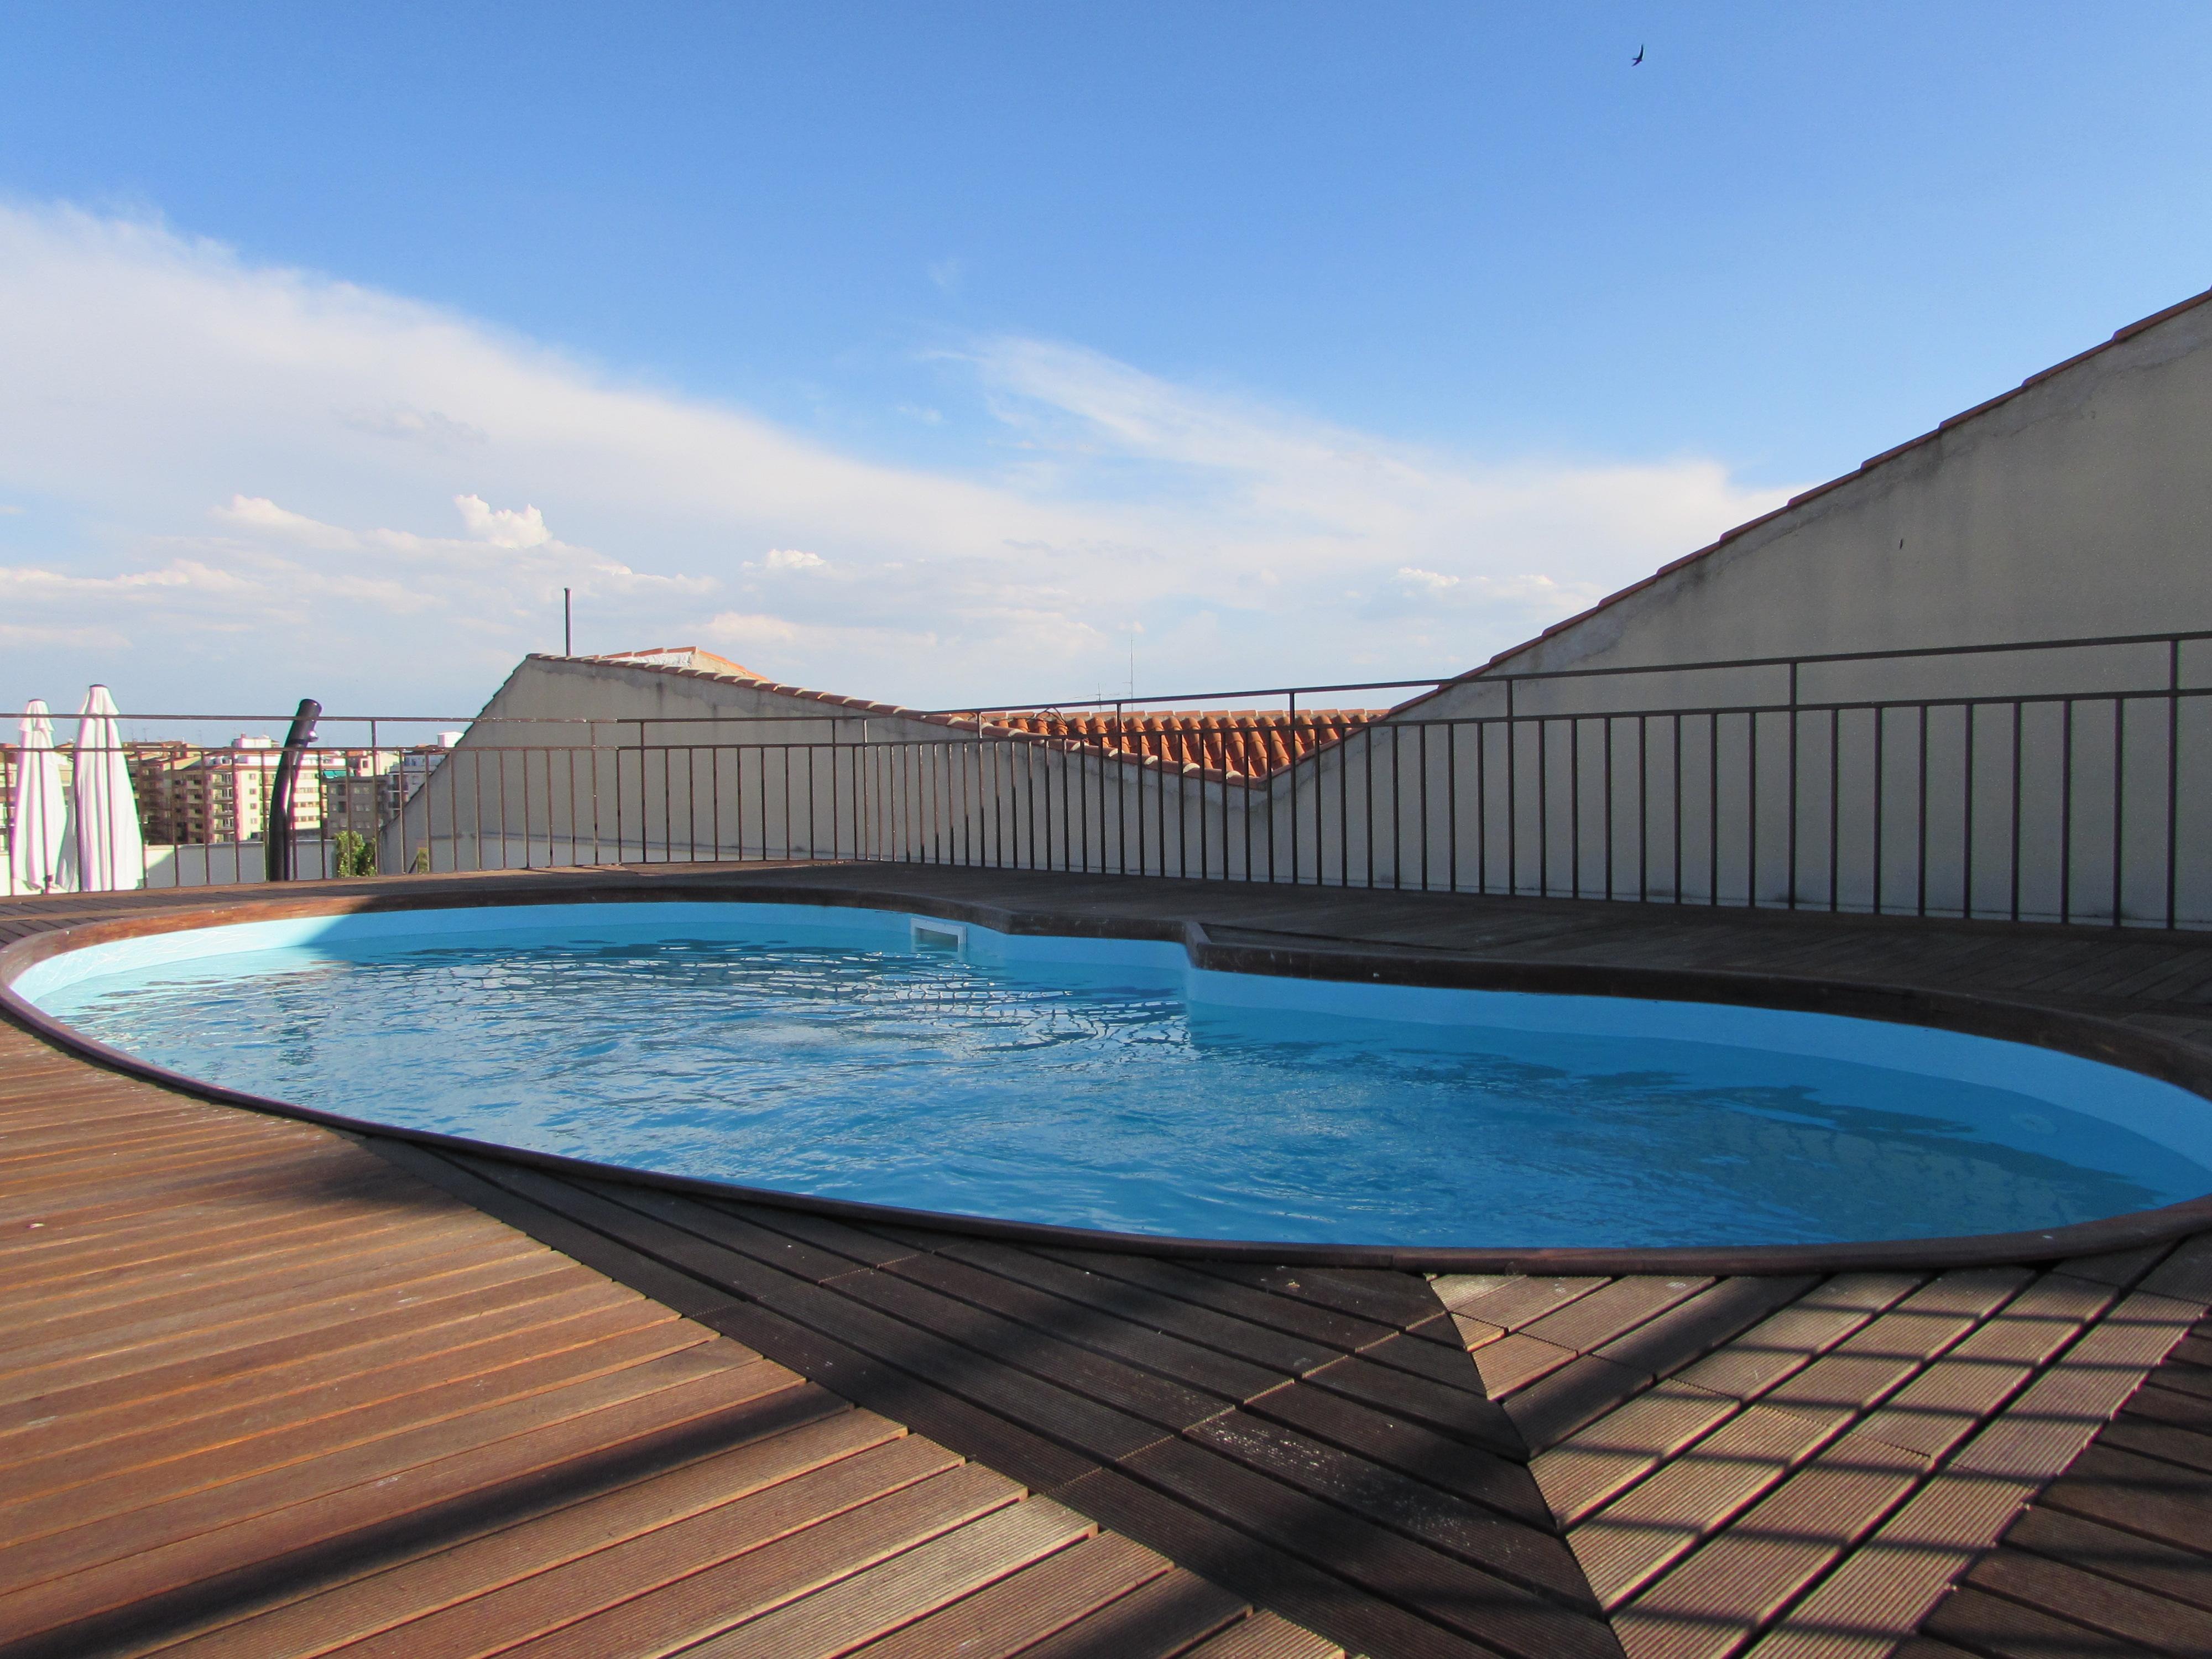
[6,628,2208,927]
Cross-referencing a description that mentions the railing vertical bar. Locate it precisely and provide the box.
[1637,713,1649,903]
[1746,708,1758,909]
[570,745,586,868]
[1961,705,1975,921]
[1391,723,1404,891]
[1707,711,1719,907]
[2010,701,2024,924]
[1916,704,1930,919]
[1568,716,1580,901]
[1538,716,1552,899]
[1416,721,1433,889]
[498,745,512,869]
[1672,715,1683,905]
[1603,714,1615,902]
[1506,693,1520,896]
[1160,742,1172,879]
[2111,697,2125,927]
[2061,699,2075,925]
[1444,722,1457,894]
[1872,708,1885,916]
[1786,663,1800,909]
[1364,724,1377,890]
[2170,639,2183,931]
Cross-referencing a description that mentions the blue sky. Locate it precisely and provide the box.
[3,3,2209,720]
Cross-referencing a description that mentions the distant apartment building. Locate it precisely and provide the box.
[123,737,323,845]
[319,748,401,839]
[126,742,197,843]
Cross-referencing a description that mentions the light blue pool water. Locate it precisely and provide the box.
[20,901,2212,1247]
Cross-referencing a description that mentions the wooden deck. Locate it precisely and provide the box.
[11,864,2212,1656]
[0,992,1334,1655]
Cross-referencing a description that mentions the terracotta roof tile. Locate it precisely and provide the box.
[548,653,1384,783]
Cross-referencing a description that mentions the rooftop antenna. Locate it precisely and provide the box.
[563,588,572,656]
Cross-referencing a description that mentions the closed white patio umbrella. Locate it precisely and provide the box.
[56,685,145,893]
[8,700,74,896]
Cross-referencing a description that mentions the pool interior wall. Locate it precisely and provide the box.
[17,900,2212,1248]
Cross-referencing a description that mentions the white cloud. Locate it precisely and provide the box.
[0,201,1797,714]
[455,493,552,548]
[760,547,826,572]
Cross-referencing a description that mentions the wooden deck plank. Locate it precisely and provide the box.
[1119,1436,1620,1659]
[700,1292,1106,1496]
[935,1238,1347,1378]
[1031,1249,1405,1354]
[707,1197,930,1271]
[1052,1463,1505,1659]
[1006,1567,1249,1659]
[6,1229,542,1366]
[1180,1609,1346,1658]
[0,1342,758,1598]
[0,1265,611,1442]
[1,1253,583,1407]
[882,1246,1291,1406]
[486,1463,1028,1659]
[462,1157,1185,1470]
[0,1174,426,1284]
[841,1530,1172,1659]
[133,1406,900,1658]
[1961,1547,2212,1652]
[0,1357,821,1655]
[1240,1379,1554,1526]
[312,1437,976,1659]
[1998,1506,2212,1613]
[1915,1584,2148,1657]
[2,1293,680,1504]
[678,1498,1095,1659]
[1181,1410,1595,1606]
[1183,1261,1447,1333]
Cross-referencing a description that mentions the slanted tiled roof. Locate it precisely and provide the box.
[583,645,764,679]
[545,652,1381,782]
[986,710,1387,778]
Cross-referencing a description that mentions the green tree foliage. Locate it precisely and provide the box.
[332,830,378,877]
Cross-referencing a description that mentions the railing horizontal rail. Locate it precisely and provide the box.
[10,625,2211,929]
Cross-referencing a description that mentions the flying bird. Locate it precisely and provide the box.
[1631,44,1645,65]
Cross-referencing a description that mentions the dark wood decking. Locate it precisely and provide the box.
[12,863,2212,1656]
[0,1012,1335,1658]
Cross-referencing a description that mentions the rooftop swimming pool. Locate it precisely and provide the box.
[17,901,2212,1249]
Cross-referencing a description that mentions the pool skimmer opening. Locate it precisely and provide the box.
[909,917,968,955]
